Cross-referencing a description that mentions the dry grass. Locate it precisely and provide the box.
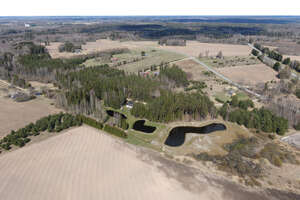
[47,39,252,59]
[216,64,279,87]
[47,39,158,58]
[161,120,252,156]
[0,97,61,138]
[173,59,207,81]
[199,56,260,68]
[0,126,209,200]
[158,41,252,57]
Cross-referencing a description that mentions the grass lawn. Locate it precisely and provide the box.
[235,92,250,101]
[214,92,231,103]
[103,105,167,150]
[199,56,259,68]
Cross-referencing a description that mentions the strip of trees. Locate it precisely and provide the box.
[253,42,300,73]
[0,113,82,151]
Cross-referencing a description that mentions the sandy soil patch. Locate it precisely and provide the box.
[0,97,60,138]
[216,64,278,87]
[159,41,251,57]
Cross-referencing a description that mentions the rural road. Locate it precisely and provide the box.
[247,43,300,80]
[189,57,262,98]
[164,46,262,99]
[281,133,300,149]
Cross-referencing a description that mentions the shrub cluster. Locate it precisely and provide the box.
[0,113,81,151]
[220,103,288,135]
[230,95,254,110]
[159,64,189,87]
[103,125,127,138]
[77,115,103,130]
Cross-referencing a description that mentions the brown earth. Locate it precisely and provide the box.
[0,125,298,200]
[47,39,251,59]
[0,97,61,138]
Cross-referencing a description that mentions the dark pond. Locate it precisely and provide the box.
[106,110,127,119]
[132,120,156,133]
[164,123,226,147]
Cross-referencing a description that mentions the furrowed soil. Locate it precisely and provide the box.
[0,126,298,200]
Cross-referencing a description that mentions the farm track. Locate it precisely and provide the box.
[160,47,263,99]
[248,43,300,80]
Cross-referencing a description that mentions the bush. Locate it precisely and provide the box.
[278,68,291,79]
[282,57,291,65]
[77,115,102,130]
[259,143,298,167]
[103,125,127,138]
[273,62,281,71]
[251,49,259,56]
[295,89,300,99]
[294,121,300,130]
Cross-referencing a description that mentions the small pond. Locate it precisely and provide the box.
[132,120,156,134]
[106,110,127,119]
[164,123,226,147]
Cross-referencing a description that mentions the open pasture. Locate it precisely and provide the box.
[47,39,157,59]
[84,48,185,73]
[158,41,252,57]
[216,64,278,87]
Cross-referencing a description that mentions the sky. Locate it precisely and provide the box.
[0,0,299,16]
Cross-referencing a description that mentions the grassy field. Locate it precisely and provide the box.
[214,92,231,103]
[199,56,259,68]
[216,64,279,87]
[158,41,252,57]
[84,48,185,73]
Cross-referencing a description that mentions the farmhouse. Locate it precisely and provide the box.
[126,101,134,109]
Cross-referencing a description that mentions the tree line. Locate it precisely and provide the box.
[131,91,217,122]
[253,42,300,73]
[219,102,288,135]
[0,113,82,151]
